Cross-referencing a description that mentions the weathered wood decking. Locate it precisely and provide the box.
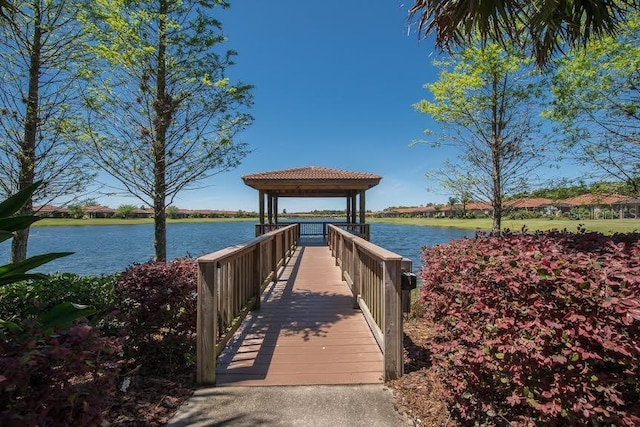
[215,243,384,386]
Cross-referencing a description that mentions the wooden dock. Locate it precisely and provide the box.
[215,244,384,386]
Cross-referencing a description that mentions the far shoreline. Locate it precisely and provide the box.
[32,216,640,235]
[369,217,640,235]
[33,217,257,227]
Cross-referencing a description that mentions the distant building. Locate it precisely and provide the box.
[557,193,634,219]
[85,205,115,218]
[34,204,69,218]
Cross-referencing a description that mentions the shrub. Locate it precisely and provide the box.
[598,208,619,220]
[568,207,591,220]
[419,231,640,426]
[113,204,137,219]
[506,210,541,220]
[0,273,116,322]
[114,258,198,376]
[0,322,122,426]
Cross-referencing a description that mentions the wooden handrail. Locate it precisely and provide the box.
[196,224,299,384]
[255,222,370,240]
[327,224,406,381]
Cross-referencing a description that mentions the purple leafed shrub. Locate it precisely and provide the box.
[420,231,640,426]
[0,323,122,426]
[115,258,198,376]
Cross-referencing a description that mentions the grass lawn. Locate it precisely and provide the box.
[33,217,256,227]
[369,217,640,235]
[34,216,640,235]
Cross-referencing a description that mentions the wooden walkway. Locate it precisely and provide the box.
[215,244,384,386]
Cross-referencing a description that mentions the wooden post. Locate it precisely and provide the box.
[253,246,261,310]
[274,196,279,224]
[352,240,360,308]
[351,192,357,225]
[346,196,351,223]
[259,190,265,225]
[359,190,366,224]
[271,236,277,284]
[383,258,403,381]
[267,194,273,224]
[197,261,217,384]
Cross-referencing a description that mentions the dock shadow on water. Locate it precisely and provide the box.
[215,244,384,386]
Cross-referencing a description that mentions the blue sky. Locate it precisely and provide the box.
[95,1,580,213]
[94,0,448,212]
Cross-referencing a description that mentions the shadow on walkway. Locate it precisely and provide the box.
[215,244,383,386]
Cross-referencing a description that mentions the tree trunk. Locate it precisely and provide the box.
[491,148,503,233]
[153,193,166,262]
[10,229,30,264]
[490,71,502,234]
[152,0,168,262]
[11,0,41,263]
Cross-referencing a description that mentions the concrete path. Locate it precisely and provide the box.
[167,385,409,427]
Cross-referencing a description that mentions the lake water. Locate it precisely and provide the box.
[0,222,475,276]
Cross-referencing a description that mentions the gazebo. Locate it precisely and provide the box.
[242,166,382,240]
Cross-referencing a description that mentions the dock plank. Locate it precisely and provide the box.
[216,245,384,386]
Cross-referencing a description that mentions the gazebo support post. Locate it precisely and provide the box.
[274,196,279,224]
[267,193,273,224]
[359,190,366,224]
[350,192,357,224]
[346,196,351,223]
[259,190,265,224]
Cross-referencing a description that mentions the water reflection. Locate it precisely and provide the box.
[0,222,475,276]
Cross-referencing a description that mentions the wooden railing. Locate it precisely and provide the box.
[196,224,299,384]
[327,224,408,381]
[256,222,370,240]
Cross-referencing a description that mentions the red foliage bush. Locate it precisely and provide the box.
[420,231,640,426]
[115,258,198,376]
[0,323,122,426]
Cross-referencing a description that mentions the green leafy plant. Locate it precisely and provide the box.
[0,181,72,286]
[0,273,116,323]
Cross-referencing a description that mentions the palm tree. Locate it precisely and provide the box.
[409,0,638,65]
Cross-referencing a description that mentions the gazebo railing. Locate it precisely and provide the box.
[196,224,299,384]
[255,222,370,241]
[327,223,406,380]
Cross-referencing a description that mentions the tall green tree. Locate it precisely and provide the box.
[415,43,547,232]
[447,196,458,218]
[82,0,253,261]
[438,164,473,217]
[66,198,97,219]
[409,0,639,66]
[549,12,640,195]
[0,0,94,263]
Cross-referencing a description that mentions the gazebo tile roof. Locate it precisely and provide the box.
[242,166,381,181]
